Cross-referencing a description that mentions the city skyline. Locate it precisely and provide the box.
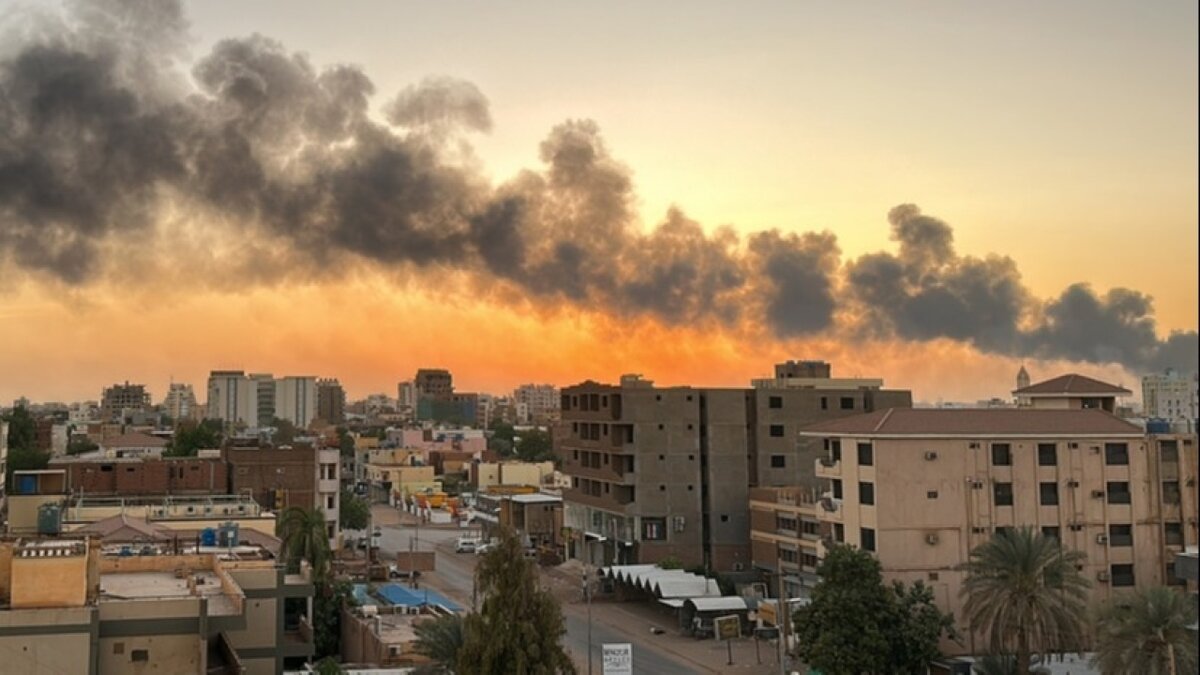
[0,0,1196,404]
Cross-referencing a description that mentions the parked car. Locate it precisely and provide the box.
[455,536,480,553]
[474,542,495,556]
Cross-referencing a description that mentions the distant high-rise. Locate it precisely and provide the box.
[250,373,276,427]
[162,383,199,422]
[207,370,257,427]
[398,381,417,408]
[317,379,346,424]
[99,382,150,422]
[513,384,560,424]
[774,360,832,379]
[415,369,453,399]
[1142,369,1198,424]
[275,376,318,428]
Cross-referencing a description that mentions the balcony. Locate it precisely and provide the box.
[280,615,315,658]
[815,457,841,477]
[563,488,630,514]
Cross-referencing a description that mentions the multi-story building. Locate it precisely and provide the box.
[275,376,317,428]
[250,373,276,428]
[99,381,151,422]
[558,366,911,572]
[51,455,229,496]
[514,384,560,425]
[1143,369,1198,429]
[162,382,200,422]
[207,370,258,427]
[1013,372,1131,412]
[748,486,825,598]
[415,369,453,398]
[225,444,340,549]
[317,378,346,424]
[0,533,314,674]
[802,388,1198,654]
[774,360,832,379]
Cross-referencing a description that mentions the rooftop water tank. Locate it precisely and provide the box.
[37,502,61,535]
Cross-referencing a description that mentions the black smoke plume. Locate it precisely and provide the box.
[0,1,1194,374]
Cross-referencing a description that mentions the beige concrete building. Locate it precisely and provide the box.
[558,366,911,572]
[476,492,564,550]
[0,535,314,674]
[341,605,437,670]
[1013,372,1132,412]
[748,486,825,599]
[803,405,1198,654]
[470,460,556,490]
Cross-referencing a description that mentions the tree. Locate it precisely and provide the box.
[337,427,355,456]
[277,506,332,578]
[4,405,36,451]
[1092,586,1198,675]
[66,436,99,456]
[458,527,576,674]
[312,579,356,660]
[488,423,516,457]
[271,417,299,446]
[167,419,222,457]
[313,656,346,675]
[792,543,955,674]
[514,429,554,463]
[657,556,684,570]
[339,490,370,532]
[414,613,465,674]
[960,527,1090,674]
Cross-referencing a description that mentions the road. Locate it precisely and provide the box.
[369,505,705,673]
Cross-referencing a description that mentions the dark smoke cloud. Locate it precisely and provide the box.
[847,205,1197,372]
[0,0,1194,375]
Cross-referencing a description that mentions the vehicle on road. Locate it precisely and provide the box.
[474,542,495,556]
[455,536,480,553]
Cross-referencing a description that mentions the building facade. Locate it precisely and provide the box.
[557,367,911,572]
[207,370,257,427]
[514,384,560,425]
[225,445,340,548]
[99,382,150,422]
[317,378,346,424]
[803,406,1198,654]
[162,383,200,422]
[274,376,317,429]
[1142,369,1198,429]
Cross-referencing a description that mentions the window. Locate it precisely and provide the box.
[1160,440,1179,462]
[1109,524,1132,547]
[769,396,783,409]
[991,443,1012,466]
[1104,443,1129,466]
[720,514,729,523]
[1165,522,1184,546]
[857,443,873,466]
[861,527,876,552]
[642,518,666,541]
[326,495,335,510]
[1041,526,1060,541]
[1037,443,1057,466]
[830,440,842,462]
[820,396,828,410]
[776,515,798,532]
[1107,481,1131,504]
[131,650,149,663]
[832,479,843,499]
[834,523,845,542]
[994,482,1014,506]
[779,547,798,563]
[659,485,666,491]
[1162,480,1181,504]
[859,481,875,505]
[995,526,1012,537]
[770,455,786,468]
[1167,563,1186,586]
[801,520,820,537]
[839,397,854,410]
[572,450,578,460]
[927,490,938,499]
[769,425,785,437]
[1039,482,1059,506]
[1110,563,1135,587]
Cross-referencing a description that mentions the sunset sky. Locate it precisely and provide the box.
[0,0,1196,405]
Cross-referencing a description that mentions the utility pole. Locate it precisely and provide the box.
[584,566,593,675]
[776,572,787,675]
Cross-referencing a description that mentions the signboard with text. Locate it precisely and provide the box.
[714,614,741,640]
[602,643,633,675]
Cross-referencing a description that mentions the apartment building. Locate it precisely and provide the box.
[514,383,560,424]
[558,365,910,572]
[275,376,318,428]
[803,403,1198,653]
[1013,372,1131,412]
[1143,368,1198,427]
[162,382,200,422]
[0,534,314,675]
[99,381,151,422]
[207,370,258,427]
[748,486,825,599]
[251,373,276,428]
[317,378,347,424]
[225,445,340,548]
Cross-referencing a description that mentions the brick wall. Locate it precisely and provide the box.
[60,458,229,496]
[224,446,317,512]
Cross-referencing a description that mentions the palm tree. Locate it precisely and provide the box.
[413,613,465,674]
[1092,586,1198,675]
[960,527,1090,674]
[277,506,331,578]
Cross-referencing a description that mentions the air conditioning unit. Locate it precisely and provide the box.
[1096,534,1109,544]
[1091,490,1105,499]
[1097,571,1110,582]
[924,451,938,461]
[970,480,985,489]
[925,533,940,545]
[1067,480,1080,488]
[1069,442,1079,449]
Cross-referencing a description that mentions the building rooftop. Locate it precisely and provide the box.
[100,570,239,616]
[102,432,168,448]
[800,407,1144,437]
[1013,373,1132,397]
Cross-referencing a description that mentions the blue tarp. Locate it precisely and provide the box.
[375,583,463,612]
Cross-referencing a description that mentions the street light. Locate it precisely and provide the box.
[583,534,607,675]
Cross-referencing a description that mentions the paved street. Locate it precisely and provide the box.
[367,505,787,674]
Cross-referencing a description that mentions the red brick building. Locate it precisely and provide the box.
[51,456,228,496]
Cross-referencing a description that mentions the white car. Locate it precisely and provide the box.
[474,542,495,556]
[455,537,480,553]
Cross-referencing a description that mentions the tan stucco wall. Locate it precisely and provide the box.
[0,634,92,674]
[11,554,89,608]
[98,634,204,675]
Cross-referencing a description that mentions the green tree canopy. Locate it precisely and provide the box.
[960,527,1090,674]
[4,405,36,451]
[271,417,299,446]
[414,612,465,674]
[312,579,356,660]
[277,506,331,578]
[488,422,516,456]
[458,527,576,674]
[339,490,370,532]
[66,436,100,456]
[514,429,554,463]
[792,543,956,674]
[167,419,222,457]
[337,427,355,456]
[1092,585,1198,675]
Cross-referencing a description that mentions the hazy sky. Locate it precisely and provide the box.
[0,0,1195,404]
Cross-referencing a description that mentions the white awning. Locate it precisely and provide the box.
[685,597,751,612]
[658,598,685,609]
